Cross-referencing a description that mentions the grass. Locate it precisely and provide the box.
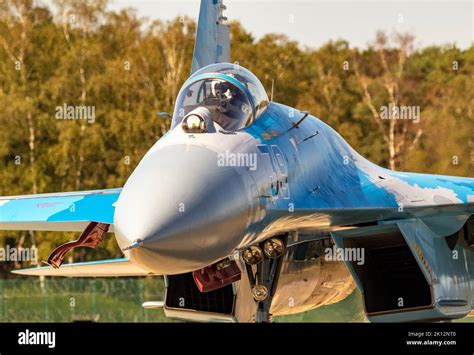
[0,278,471,322]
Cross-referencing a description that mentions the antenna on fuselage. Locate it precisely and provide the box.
[270,79,275,101]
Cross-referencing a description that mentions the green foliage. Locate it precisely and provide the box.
[0,277,171,322]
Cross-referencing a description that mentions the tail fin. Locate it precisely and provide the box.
[191,0,230,73]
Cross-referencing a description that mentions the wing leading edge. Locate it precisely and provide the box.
[0,188,121,232]
[12,258,153,277]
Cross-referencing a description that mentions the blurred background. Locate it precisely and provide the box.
[0,0,472,321]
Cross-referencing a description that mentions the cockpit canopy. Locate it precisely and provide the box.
[172,63,269,131]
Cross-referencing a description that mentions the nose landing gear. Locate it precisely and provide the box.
[242,236,287,323]
[242,245,263,265]
[251,284,269,302]
[263,238,284,259]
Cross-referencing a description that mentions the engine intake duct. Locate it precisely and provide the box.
[163,272,236,322]
[342,230,432,315]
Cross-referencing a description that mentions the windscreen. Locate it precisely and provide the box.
[173,77,253,131]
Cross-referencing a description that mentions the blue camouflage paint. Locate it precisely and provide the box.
[387,170,474,203]
[0,189,121,225]
[245,102,474,213]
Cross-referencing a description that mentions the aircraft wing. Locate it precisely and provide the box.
[0,188,121,232]
[11,258,153,277]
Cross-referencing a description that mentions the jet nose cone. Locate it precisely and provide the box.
[114,144,252,274]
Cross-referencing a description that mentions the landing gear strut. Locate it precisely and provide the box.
[242,236,286,323]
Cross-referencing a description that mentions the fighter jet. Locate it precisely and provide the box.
[1,0,473,323]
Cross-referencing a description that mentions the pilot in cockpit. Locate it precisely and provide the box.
[212,80,251,126]
[172,63,268,132]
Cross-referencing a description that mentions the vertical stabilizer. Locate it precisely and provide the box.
[191,0,230,73]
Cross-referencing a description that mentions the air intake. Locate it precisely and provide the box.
[165,273,235,315]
